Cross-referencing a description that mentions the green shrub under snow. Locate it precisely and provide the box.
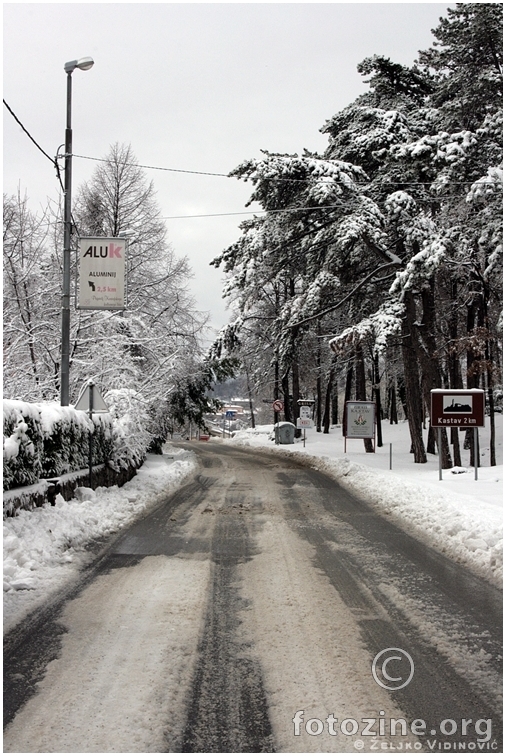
[3,400,118,491]
[3,401,44,490]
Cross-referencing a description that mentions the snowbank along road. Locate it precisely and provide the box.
[4,442,502,753]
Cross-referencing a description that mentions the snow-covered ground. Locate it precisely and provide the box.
[3,448,197,632]
[230,417,503,588]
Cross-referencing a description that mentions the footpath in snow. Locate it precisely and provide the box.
[3,448,197,633]
[230,417,503,589]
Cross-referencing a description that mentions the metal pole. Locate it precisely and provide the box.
[474,427,478,480]
[88,382,94,488]
[389,442,392,470]
[303,428,306,448]
[438,427,442,481]
[60,72,73,405]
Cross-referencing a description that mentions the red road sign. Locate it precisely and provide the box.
[430,389,485,428]
[272,399,284,412]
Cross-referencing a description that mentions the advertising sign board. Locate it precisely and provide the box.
[78,237,126,310]
[430,389,485,428]
[344,401,376,439]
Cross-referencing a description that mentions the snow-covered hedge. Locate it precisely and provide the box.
[3,401,44,489]
[3,400,115,491]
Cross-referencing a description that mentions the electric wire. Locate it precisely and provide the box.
[4,102,483,224]
[74,153,480,187]
[4,101,493,190]
[3,99,57,167]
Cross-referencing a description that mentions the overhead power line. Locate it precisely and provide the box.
[74,153,230,178]
[3,99,56,166]
[73,153,477,188]
[4,101,479,226]
[3,101,480,190]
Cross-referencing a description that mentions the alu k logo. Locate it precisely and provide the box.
[83,243,123,258]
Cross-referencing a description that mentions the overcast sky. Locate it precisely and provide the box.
[4,2,453,338]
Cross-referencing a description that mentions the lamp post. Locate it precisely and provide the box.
[60,56,94,405]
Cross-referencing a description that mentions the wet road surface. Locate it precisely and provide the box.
[4,442,502,752]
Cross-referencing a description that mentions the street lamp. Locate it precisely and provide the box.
[60,56,94,405]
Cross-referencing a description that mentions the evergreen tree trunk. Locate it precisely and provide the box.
[483,301,496,467]
[427,426,437,456]
[416,283,452,468]
[345,364,353,402]
[245,366,255,429]
[451,428,462,467]
[397,374,407,419]
[448,282,462,466]
[373,352,383,447]
[282,371,292,422]
[316,320,322,432]
[466,299,480,466]
[323,356,337,434]
[355,343,374,452]
[274,354,280,427]
[401,293,426,463]
[292,354,301,438]
[332,392,338,426]
[389,383,398,424]
[487,366,496,468]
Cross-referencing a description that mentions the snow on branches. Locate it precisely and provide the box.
[329,301,405,357]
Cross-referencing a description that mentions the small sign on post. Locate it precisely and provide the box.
[74,381,109,488]
[344,401,376,452]
[296,416,313,448]
[272,400,284,444]
[430,389,485,480]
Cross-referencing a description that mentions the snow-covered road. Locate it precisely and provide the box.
[4,443,501,753]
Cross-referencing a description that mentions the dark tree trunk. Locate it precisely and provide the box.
[397,374,407,419]
[451,428,462,467]
[389,384,398,424]
[323,356,337,434]
[292,357,300,425]
[466,298,481,466]
[282,371,292,423]
[401,293,427,462]
[483,298,496,467]
[427,426,437,456]
[332,388,338,425]
[355,343,374,453]
[245,366,255,429]
[344,364,353,402]
[487,358,496,468]
[448,281,462,466]
[274,354,280,426]
[316,321,322,432]
[373,353,383,447]
[415,283,451,468]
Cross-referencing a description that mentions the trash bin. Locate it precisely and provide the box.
[274,422,295,444]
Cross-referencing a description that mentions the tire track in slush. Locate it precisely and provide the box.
[181,488,275,752]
